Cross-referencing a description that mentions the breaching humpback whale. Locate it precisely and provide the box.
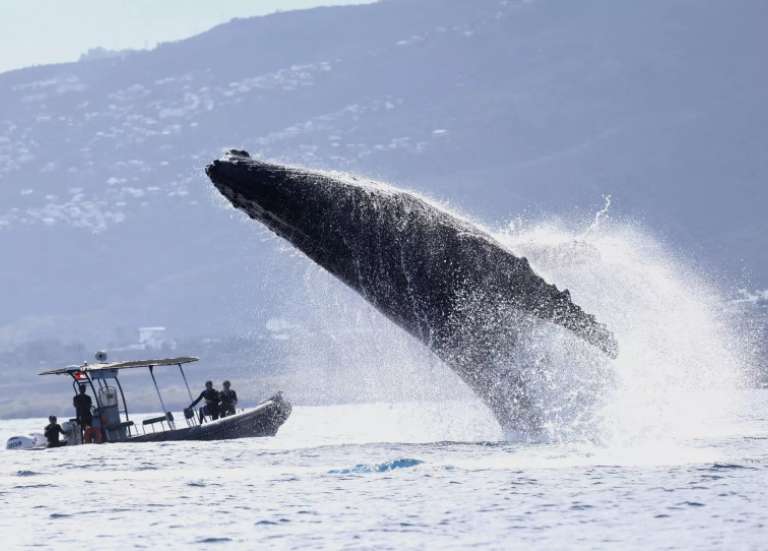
[206,151,618,431]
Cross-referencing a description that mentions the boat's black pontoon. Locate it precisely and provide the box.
[8,357,291,448]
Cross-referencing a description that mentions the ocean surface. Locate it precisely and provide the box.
[1,391,766,550]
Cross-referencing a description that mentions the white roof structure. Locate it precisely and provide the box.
[39,356,198,376]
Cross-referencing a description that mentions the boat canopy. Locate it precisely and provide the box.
[39,356,199,376]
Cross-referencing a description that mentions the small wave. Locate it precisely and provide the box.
[329,458,424,475]
[185,480,222,488]
[15,470,41,477]
[195,537,232,544]
[706,463,758,471]
[14,483,57,490]
[678,501,706,507]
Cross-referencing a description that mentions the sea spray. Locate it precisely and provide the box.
[498,213,754,444]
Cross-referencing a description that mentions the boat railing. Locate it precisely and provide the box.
[183,407,200,427]
[141,411,176,433]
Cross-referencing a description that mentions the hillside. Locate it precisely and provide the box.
[0,0,766,391]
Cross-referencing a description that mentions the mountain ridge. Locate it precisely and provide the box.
[0,0,766,353]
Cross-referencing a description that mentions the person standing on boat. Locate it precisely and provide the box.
[44,416,66,448]
[189,380,221,420]
[73,384,93,428]
[219,380,238,417]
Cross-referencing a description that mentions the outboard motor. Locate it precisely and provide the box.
[61,420,82,445]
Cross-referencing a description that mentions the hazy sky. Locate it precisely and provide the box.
[0,0,374,75]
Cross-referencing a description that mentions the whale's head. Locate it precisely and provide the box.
[206,150,390,287]
[207,151,327,241]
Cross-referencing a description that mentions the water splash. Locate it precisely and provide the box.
[329,458,424,474]
[497,214,756,444]
[580,193,612,239]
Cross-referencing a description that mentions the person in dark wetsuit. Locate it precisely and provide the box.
[73,384,93,428]
[219,380,238,417]
[44,416,66,448]
[189,380,221,420]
